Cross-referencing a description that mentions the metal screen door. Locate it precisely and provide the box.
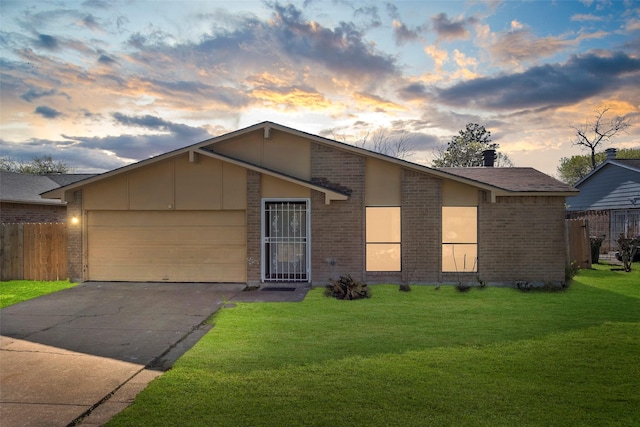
[263,201,309,282]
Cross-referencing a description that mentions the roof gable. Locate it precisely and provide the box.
[575,158,640,187]
[41,121,578,200]
[567,160,640,211]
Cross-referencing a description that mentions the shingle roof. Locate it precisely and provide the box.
[45,174,96,186]
[613,159,640,171]
[0,172,95,204]
[437,167,578,193]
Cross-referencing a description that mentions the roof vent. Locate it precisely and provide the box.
[605,147,617,160]
[482,149,496,167]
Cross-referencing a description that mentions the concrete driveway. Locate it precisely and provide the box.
[0,281,245,426]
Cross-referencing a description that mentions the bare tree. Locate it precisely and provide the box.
[336,127,415,159]
[572,106,631,169]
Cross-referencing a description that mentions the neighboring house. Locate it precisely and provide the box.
[566,148,640,253]
[42,122,577,286]
[0,171,94,223]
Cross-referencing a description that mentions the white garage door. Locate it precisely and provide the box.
[87,211,246,282]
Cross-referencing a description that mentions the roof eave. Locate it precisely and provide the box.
[1,198,66,206]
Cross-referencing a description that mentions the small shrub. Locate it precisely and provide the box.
[476,276,487,289]
[617,234,639,272]
[516,281,567,292]
[455,283,471,292]
[325,275,371,300]
[590,235,605,264]
[565,261,579,282]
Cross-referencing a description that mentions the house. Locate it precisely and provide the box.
[42,122,577,286]
[566,148,640,253]
[0,171,94,223]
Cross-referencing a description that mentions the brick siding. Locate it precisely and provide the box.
[66,190,83,282]
[400,169,442,284]
[0,202,66,223]
[310,143,365,284]
[478,195,567,284]
[246,170,262,286]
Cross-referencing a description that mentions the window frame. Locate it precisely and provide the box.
[365,206,401,272]
[441,206,478,273]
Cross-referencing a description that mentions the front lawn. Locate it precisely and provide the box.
[108,264,640,426]
[0,280,77,308]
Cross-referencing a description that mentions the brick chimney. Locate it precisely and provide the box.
[482,149,496,167]
[605,147,617,161]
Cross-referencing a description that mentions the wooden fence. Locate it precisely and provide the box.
[566,218,591,270]
[0,223,67,281]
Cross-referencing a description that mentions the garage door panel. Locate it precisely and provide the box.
[89,226,245,246]
[88,210,244,226]
[88,211,246,282]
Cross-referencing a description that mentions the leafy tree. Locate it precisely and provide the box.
[557,148,640,185]
[0,155,71,174]
[571,106,631,169]
[432,123,513,167]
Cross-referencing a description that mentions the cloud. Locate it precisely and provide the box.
[97,54,116,64]
[431,13,473,41]
[249,85,334,111]
[398,82,429,101]
[270,3,397,79]
[0,137,128,173]
[79,14,102,31]
[35,34,59,50]
[392,20,422,45]
[112,113,211,140]
[571,13,603,22]
[82,0,112,9]
[34,105,62,118]
[489,28,574,66]
[137,77,252,109]
[424,45,448,69]
[20,88,57,102]
[437,52,640,110]
[353,92,406,112]
[353,4,382,29]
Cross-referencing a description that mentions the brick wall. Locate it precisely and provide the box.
[310,143,365,284]
[0,202,66,223]
[66,190,83,282]
[246,170,262,286]
[400,169,442,284]
[479,195,567,284]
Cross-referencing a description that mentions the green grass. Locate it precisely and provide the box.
[108,264,640,427]
[0,279,78,308]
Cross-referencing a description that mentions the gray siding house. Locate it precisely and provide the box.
[566,148,640,252]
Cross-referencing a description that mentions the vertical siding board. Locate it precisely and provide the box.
[16,224,24,279]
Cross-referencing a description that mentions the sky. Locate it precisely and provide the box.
[1,0,639,177]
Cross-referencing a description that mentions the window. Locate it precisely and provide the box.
[366,207,401,271]
[442,207,477,272]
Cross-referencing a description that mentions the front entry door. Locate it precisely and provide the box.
[263,200,310,282]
